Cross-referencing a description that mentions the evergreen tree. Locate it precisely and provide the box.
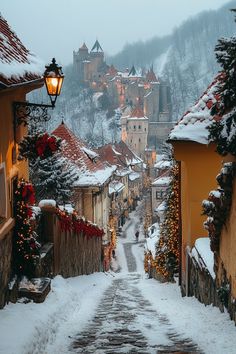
[30,153,78,204]
[209,9,236,156]
[155,163,180,281]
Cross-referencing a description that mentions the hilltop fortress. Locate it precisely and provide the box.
[73,40,174,151]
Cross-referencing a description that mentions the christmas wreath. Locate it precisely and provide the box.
[18,133,61,161]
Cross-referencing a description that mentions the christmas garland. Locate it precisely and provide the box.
[18,132,61,161]
[202,162,236,252]
[56,209,104,239]
[13,179,40,277]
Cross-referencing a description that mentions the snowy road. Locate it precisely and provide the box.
[1,204,236,354]
[71,274,200,353]
[69,205,200,353]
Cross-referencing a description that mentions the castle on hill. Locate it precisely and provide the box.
[73,40,174,150]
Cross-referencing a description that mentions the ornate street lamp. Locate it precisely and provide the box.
[44,58,64,108]
[13,58,64,127]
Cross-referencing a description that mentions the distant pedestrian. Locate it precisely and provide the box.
[135,230,139,241]
[112,249,116,258]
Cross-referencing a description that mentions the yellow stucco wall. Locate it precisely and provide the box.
[0,81,43,237]
[0,88,29,224]
[172,141,222,278]
[218,177,236,298]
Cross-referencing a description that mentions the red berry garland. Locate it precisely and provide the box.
[57,209,104,238]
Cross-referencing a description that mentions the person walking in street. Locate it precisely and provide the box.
[135,230,139,242]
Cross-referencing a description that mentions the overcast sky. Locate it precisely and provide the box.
[1,0,234,65]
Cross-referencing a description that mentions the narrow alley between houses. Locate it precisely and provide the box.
[2,203,234,354]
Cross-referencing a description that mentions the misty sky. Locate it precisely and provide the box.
[1,0,234,65]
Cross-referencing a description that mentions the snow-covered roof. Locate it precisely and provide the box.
[191,237,215,279]
[152,175,171,187]
[52,123,115,187]
[82,147,99,160]
[0,15,44,87]
[109,181,125,195]
[97,140,143,172]
[74,165,116,187]
[154,160,172,169]
[169,76,221,144]
[115,168,130,177]
[129,171,140,181]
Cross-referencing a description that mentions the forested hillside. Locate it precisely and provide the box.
[109,1,236,119]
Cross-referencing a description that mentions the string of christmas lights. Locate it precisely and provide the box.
[13,179,40,277]
[154,163,180,281]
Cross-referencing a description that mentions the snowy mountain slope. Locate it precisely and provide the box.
[158,4,236,119]
[110,1,236,120]
[29,71,121,148]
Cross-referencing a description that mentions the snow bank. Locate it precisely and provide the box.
[191,237,215,279]
[0,273,112,354]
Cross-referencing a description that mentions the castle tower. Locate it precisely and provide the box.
[73,42,89,84]
[89,39,106,82]
[144,66,160,124]
[122,101,149,159]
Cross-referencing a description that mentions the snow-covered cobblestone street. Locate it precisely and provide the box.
[71,274,200,353]
[1,205,236,354]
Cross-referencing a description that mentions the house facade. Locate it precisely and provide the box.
[169,76,223,295]
[0,15,44,308]
[52,123,115,242]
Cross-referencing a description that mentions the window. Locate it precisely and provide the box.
[133,125,136,130]
[139,138,141,143]
[0,163,7,221]
[138,125,141,130]
[156,191,162,199]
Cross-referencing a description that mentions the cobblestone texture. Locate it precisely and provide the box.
[70,240,202,354]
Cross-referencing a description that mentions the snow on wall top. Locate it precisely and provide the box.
[191,237,215,279]
[52,123,115,187]
[0,15,44,87]
[169,76,221,144]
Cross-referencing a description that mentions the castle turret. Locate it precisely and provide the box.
[89,39,106,83]
[91,39,103,52]
[73,42,89,84]
[122,101,149,159]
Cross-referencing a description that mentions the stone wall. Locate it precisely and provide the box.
[187,252,222,308]
[0,231,12,309]
[187,251,236,324]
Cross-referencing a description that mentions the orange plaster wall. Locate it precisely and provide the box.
[172,141,222,278]
[219,177,236,298]
[0,83,42,224]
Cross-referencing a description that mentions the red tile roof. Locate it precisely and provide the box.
[108,65,118,76]
[146,68,158,83]
[130,105,145,118]
[79,42,88,51]
[0,15,43,87]
[97,140,142,169]
[52,123,106,173]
